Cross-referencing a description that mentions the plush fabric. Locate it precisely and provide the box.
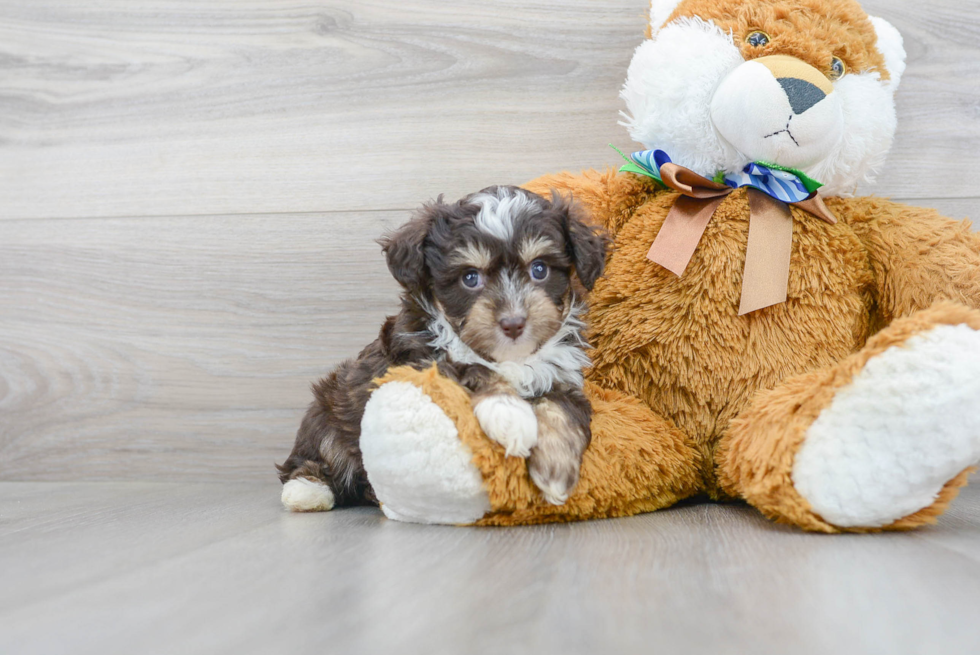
[368,188,980,530]
[793,323,980,528]
[372,365,702,526]
[665,0,888,78]
[626,0,901,196]
[360,379,492,524]
[359,0,980,531]
[717,302,980,533]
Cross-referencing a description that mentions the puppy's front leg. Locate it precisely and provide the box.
[460,366,538,458]
[528,388,592,506]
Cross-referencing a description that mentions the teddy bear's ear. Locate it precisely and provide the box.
[649,0,684,38]
[869,16,906,94]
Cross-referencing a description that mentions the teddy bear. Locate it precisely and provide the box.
[354,0,980,532]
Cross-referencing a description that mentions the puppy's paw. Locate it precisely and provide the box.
[281,478,335,512]
[528,456,578,506]
[473,394,538,457]
[527,397,589,506]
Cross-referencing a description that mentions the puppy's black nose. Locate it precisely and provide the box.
[499,316,526,340]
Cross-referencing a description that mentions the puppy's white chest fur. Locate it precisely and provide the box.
[425,302,591,398]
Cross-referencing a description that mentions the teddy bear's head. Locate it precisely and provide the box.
[621,0,906,196]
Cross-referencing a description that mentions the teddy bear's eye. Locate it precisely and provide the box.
[829,57,847,80]
[746,31,770,47]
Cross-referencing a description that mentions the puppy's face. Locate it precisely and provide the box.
[382,186,608,362]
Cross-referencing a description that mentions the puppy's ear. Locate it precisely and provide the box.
[553,192,610,291]
[379,200,440,292]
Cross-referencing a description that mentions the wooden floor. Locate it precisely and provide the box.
[2,1,980,652]
[1,0,979,483]
[3,480,980,655]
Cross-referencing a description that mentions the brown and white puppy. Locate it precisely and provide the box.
[277,186,608,512]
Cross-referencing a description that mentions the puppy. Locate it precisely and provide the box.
[277,185,609,512]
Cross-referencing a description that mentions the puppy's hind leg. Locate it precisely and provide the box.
[278,460,337,513]
[528,389,592,506]
[277,393,374,512]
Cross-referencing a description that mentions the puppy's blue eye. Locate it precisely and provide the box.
[530,260,549,281]
[461,269,483,289]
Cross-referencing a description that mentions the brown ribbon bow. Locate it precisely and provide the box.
[647,163,837,315]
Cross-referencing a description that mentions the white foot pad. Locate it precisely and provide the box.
[473,394,538,457]
[360,381,491,525]
[793,324,980,528]
[281,478,335,512]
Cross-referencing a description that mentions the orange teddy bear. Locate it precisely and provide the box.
[357,0,980,532]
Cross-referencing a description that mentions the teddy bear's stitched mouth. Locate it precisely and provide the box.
[763,115,800,147]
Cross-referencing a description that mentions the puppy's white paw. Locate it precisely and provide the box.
[474,394,538,457]
[281,478,335,512]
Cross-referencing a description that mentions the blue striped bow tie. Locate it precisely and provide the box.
[621,148,822,203]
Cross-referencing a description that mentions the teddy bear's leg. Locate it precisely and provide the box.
[717,302,980,532]
[359,375,492,525]
[360,365,702,526]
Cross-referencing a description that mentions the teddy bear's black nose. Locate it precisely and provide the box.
[778,77,827,115]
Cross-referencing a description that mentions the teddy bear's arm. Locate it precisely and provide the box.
[842,197,980,324]
[523,169,658,238]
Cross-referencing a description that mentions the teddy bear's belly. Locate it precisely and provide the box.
[585,192,874,489]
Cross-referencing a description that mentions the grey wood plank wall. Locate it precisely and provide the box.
[1,0,978,482]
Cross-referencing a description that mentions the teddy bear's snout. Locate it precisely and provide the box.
[778,78,826,115]
[709,54,843,171]
[756,55,834,115]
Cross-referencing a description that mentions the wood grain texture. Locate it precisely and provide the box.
[2,480,980,655]
[898,197,979,221]
[0,212,403,481]
[2,202,976,483]
[0,0,978,221]
[3,5,980,650]
[0,0,643,220]
[1,0,979,482]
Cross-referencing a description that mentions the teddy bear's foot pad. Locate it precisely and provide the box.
[793,324,980,528]
[360,381,491,525]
